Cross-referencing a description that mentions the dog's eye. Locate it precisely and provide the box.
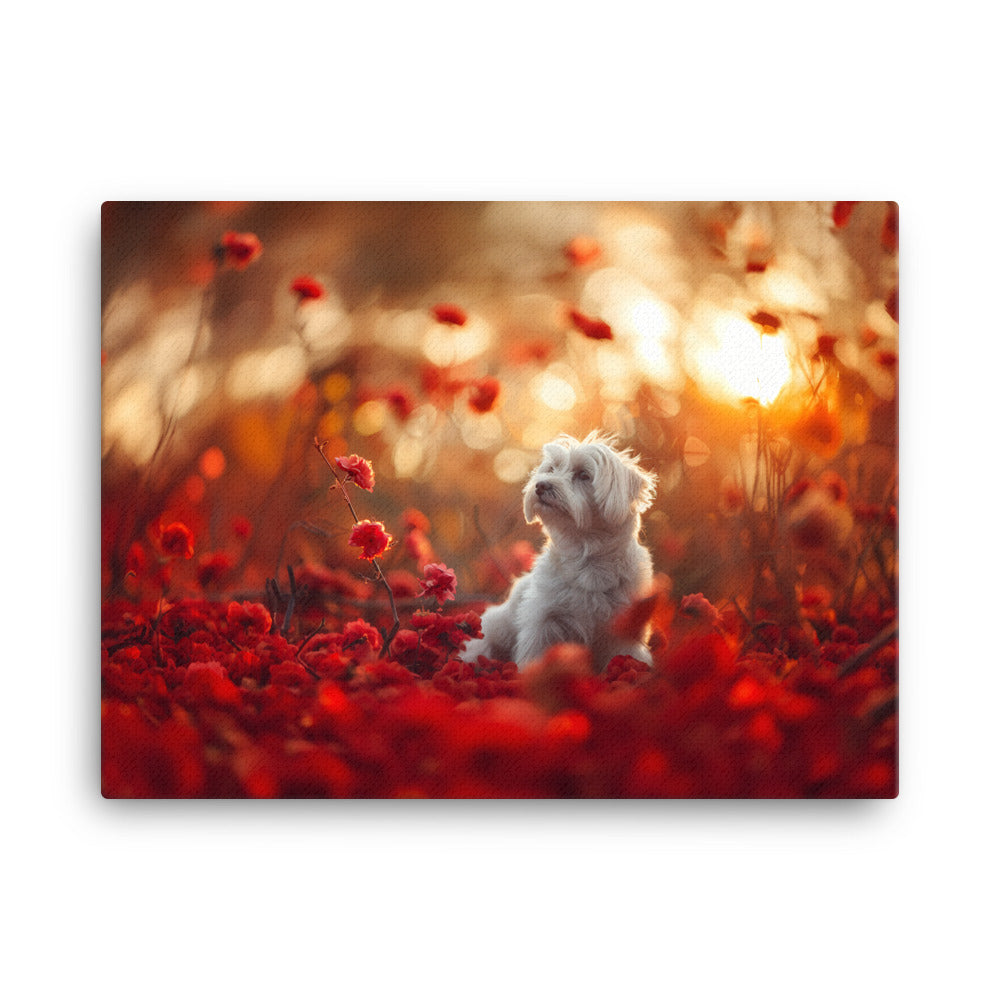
[573,469,591,483]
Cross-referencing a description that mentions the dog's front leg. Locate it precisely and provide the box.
[459,585,523,664]
[513,614,587,666]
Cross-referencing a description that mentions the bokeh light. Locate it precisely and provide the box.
[683,307,793,406]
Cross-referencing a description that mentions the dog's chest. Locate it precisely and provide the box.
[535,545,647,611]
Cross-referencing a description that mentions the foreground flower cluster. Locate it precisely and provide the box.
[101,586,897,798]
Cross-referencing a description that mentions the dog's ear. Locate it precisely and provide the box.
[594,449,657,524]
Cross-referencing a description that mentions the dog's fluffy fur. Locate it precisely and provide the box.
[461,432,657,670]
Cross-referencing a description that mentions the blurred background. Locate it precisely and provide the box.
[101,201,898,625]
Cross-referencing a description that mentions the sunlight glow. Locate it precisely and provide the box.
[685,310,792,406]
[629,296,671,341]
[393,436,425,479]
[225,345,308,401]
[421,316,494,366]
[102,279,153,352]
[459,411,504,450]
[595,344,636,402]
[494,448,537,484]
[296,295,351,352]
[756,267,826,315]
[581,267,682,389]
[103,378,162,463]
[606,221,677,286]
[353,399,387,436]
[531,371,577,411]
[169,365,205,418]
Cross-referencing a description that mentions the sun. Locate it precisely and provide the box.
[685,309,793,406]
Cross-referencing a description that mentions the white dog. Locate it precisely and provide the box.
[461,432,657,670]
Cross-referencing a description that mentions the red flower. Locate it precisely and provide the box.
[749,310,782,333]
[467,376,501,414]
[182,661,240,707]
[431,302,468,326]
[218,231,262,270]
[405,528,435,568]
[383,385,416,421]
[885,286,899,323]
[881,202,899,253]
[564,235,601,267]
[792,399,843,459]
[784,477,813,505]
[335,454,375,492]
[568,307,613,340]
[226,600,272,635]
[612,588,665,643]
[819,471,848,504]
[231,515,253,540]
[678,593,723,628]
[290,275,324,301]
[401,508,431,533]
[349,520,392,560]
[420,563,458,603]
[785,482,854,551]
[196,551,234,589]
[159,522,195,560]
[340,619,383,657]
[832,201,859,228]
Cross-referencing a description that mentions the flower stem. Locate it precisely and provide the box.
[313,438,400,646]
[146,280,214,487]
[836,621,898,679]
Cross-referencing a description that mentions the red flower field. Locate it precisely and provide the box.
[101,580,897,797]
[102,201,898,798]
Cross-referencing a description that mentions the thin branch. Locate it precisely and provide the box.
[837,621,899,679]
[145,281,214,487]
[295,618,327,679]
[282,565,297,636]
[297,618,327,656]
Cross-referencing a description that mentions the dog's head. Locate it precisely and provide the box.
[522,432,656,535]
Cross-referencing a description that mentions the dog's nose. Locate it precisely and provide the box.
[535,481,553,497]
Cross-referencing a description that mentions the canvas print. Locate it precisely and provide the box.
[101,201,898,798]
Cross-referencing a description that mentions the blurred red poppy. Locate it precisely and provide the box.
[749,310,781,333]
[568,308,613,340]
[218,231,262,269]
[832,201,859,228]
[290,275,324,301]
[467,376,501,413]
[431,302,467,326]
[881,203,899,253]
[159,522,195,560]
[564,235,601,267]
